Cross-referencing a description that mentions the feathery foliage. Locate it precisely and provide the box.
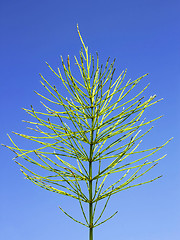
[3,25,172,240]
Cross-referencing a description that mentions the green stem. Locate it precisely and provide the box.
[89,160,93,240]
[89,103,94,240]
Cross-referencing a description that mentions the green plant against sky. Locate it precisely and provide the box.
[3,25,172,240]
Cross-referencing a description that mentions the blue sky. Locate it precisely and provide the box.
[0,1,179,240]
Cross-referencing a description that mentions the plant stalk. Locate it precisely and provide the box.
[89,94,94,240]
[89,160,93,240]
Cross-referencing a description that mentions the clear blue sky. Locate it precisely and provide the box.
[0,1,179,240]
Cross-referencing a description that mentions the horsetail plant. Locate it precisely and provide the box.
[3,25,172,240]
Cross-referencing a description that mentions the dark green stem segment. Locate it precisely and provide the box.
[89,161,93,240]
